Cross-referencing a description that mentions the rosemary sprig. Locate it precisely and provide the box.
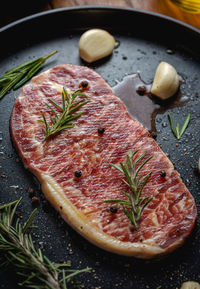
[168,112,190,139]
[104,150,153,230]
[0,198,90,289]
[0,50,57,99]
[39,87,89,140]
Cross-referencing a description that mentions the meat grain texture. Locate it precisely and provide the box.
[10,64,197,259]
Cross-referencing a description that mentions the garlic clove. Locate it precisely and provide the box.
[151,61,180,100]
[181,281,200,289]
[78,29,115,63]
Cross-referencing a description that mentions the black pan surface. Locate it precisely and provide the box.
[0,6,200,289]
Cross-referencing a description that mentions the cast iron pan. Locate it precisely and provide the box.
[0,6,200,289]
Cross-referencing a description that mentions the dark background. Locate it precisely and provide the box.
[0,0,199,29]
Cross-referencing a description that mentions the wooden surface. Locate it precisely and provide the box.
[0,0,199,29]
[51,0,200,29]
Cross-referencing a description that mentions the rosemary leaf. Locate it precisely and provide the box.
[0,71,25,99]
[0,198,21,210]
[46,103,59,118]
[0,51,57,99]
[168,112,177,138]
[22,208,38,234]
[4,58,40,76]
[13,61,43,90]
[104,150,153,229]
[136,171,152,204]
[67,100,89,115]
[104,199,130,206]
[176,123,180,139]
[137,196,153,221]
[39,87,90,140]
[135,155,152,178]
[0,198,91,288]
[48,98,63,112]
[110,163,124,174]
[179,113,191,138]
[168,112,191,139]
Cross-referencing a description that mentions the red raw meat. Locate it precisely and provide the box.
[10,64,197,259]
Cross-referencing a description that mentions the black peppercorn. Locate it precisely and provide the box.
[136,85,146,96]
[80,81,89,88]
[160,171,166,177]
[110,206,118,214]
[151,132,157,139]
[98,127,105,134]
[74,170,82,178]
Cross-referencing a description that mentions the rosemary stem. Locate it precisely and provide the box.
[0,200,90,288]
[0,51,58,100]
[104,150,153,229]
[43,50,58,61]
[40,88,89,140]
[2,222,61,289]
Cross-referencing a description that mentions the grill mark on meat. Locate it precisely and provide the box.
[10,64,197,258]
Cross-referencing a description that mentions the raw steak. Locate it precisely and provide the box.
[10,64,197,259]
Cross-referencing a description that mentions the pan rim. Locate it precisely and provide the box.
[0,5,199,35]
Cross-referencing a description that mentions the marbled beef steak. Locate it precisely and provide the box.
[10,64,197,259]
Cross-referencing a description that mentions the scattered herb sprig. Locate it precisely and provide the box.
[0,50,57,99]
[39,87,89,140]
[168,112,190,139]
[104,150,153,230]
[0,198,90,289]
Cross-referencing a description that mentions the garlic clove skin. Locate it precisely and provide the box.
[181,281,200,289]
[78,29,115,63]
[151,61,180,100]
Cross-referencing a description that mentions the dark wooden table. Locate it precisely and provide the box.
[0,0,200,29]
